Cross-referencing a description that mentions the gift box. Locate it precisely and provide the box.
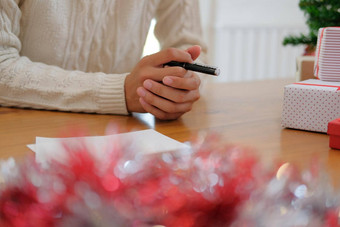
[282,79,340,133]
[314,27,340,82]
[296,56,315,81]
[328,118,340,149]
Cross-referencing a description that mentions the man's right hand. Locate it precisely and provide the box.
[124,46,201,120]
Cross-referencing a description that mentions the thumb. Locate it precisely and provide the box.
[186,45,201,61]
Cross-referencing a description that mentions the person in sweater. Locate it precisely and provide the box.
[0,0,207,120]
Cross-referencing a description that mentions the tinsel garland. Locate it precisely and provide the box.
[0,133,339,227]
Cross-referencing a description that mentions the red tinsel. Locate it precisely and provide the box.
[0,133,339,227]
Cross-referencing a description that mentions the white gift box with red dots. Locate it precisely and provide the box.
[282,79,340,133]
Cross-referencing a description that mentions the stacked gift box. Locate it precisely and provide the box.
[282,27,340,148]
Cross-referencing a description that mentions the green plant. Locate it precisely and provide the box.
[283,0,340,48]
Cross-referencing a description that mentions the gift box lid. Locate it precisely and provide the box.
[328,118,340,136]
[289,79,340,91]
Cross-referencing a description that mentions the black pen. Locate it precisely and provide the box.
[164,61,220,76]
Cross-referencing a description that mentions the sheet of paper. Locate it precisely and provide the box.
[27,129,190,165]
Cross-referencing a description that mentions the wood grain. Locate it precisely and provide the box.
[0,79,338,186]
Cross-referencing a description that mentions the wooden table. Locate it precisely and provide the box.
[1,79,338,186]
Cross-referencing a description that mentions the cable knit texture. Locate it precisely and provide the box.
[0,0,207,114]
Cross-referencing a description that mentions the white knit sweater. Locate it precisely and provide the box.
[0,0,206,114]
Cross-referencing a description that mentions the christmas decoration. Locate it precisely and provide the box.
[328,118,340,150]
[313,27,340,81]
[283,0,340,51]
[282,79,340,133]
[0,132,339,227]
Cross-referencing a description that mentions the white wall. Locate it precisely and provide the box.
[199,0,310,82]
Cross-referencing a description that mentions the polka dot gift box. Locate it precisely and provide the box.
[282,79,340,133]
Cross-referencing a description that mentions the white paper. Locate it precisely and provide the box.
[27,129,190,166]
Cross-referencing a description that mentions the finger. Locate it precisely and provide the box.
[143,79,200,103]
[147,48,193,66]
[153,66,188,79]
[140,65,188,82]
[139,98,184,120]
[186,45,201,61]
[136,86,194,113]
[162,73,201,90]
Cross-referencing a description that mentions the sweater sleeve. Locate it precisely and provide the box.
[0,0,129,115]
[154,0,208,64]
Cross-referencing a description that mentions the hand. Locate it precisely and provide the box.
[125,46,201,120]
[137,45,202,120]
[138,70,201,120]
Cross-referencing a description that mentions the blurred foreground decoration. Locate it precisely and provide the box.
[0,132,339,227]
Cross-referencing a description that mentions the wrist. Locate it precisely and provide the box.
[124,73,143,113]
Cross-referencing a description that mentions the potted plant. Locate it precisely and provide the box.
[283,0,340,56]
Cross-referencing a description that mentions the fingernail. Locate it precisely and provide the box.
[137,87,146,97]
[163,77,173,85]
[144,80,152,89]
[139,97,146,105]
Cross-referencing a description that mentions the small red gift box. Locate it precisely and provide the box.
[328,118,340,149]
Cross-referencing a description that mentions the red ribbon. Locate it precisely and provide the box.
[294,82,340,91]
[314,28,325,79]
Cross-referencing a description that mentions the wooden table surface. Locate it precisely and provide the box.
[1,79,339,186]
